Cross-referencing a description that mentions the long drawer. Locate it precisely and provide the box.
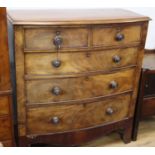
[27,93,131,134]
[26,68,134,104]
[25,47,138,75]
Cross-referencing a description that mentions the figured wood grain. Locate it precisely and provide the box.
[12,9,149,145]
[24,27,89,50]
[26,68,134,104]
[27,93,131,134]
[7,9,150,25]
[25,47,138,75]
[0,96,9,115]
[93,25,141,47]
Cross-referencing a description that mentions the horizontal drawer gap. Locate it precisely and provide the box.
[26,90,133,108]
[24,44,141,53]
[24,65,136,80]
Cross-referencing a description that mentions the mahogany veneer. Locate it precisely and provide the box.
[0,7,15,146]
[8,9,149,146]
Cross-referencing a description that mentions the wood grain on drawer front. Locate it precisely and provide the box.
[24,27,89,50]
[25,47,138,75]
[27,93,131,134]
[93,25,141,47]
[0,117,12,141]
[26,69,134,104]
[0,96,9,115]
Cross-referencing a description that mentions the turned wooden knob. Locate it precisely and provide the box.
[53,31,63,49]
[52,59,61,68]
[115,33,124,41]
[51,116,60,124]
[113,55,121,63]
[106,107,114,115]
[51,86,62,96]
[109,81,118,89]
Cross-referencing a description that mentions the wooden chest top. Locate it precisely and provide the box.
[7,9,150,25]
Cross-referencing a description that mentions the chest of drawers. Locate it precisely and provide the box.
[0,7,15,146]
[8,9,149,146]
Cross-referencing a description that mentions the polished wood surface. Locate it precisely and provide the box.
[7,9,150,25]
[27,93,130,134]
[0,7,15,147]
[25,48,138,75]
[26,69,134,104]
[12,9,149,146]
[24,27,89,50]
[93,25,141,47]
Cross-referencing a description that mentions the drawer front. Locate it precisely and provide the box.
[25,48,138,75]
[0,96,9,115]
[26,69,134,104]
[24,27,89,50]
[27,93,131,134]
[93,25,141,47]
[144,73,155,97]
[141,97,155,117]
[0,117,12,141]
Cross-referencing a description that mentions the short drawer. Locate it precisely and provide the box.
[27,93,131,134]
[24,27,89,50]
[25,47,138,75]
[26,69,134,104]
[0,117,12,141]
[0,96,9,115]
[93,25,141,47]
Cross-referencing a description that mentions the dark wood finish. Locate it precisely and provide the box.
[0,7,15,146]
[132,66,155,140]
[9,9,149,146]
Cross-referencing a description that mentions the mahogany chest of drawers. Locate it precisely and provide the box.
[8,9,149,146]
[0,7,15,146]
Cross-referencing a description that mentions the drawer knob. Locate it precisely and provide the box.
[106,107,114,115]
[115,33,124,41]
[52,59,61,68]
[109,81,118,89]
[51,116,60,124]
[113,55,121,63]
[52,86,62,95]
[53,31,63,49]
